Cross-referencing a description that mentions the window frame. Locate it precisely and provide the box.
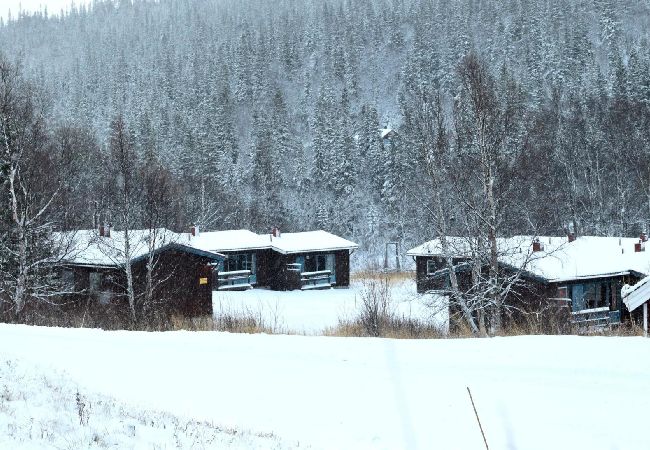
[89,272,101,293]
[426,259,437,276]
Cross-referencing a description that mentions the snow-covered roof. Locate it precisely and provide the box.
[407,235,650,283]
[184,230,271,253]
[380,128,395,139]
[269,230,358,254]
[59,228,223,267]
[184,229,358,255]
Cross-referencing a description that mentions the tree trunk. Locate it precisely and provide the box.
[437,194,478,334]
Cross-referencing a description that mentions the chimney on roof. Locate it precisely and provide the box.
[532,238,543,252]
[635,240,645,253]
[271,226,281,238]
[190,225,199,237]
[568,232,576,243]
[99,222,111,238]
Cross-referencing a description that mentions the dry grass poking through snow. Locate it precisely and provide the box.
[169,308,291,335]
[326,276,445,339]
[325,317,444,339]
[351,270,415,283]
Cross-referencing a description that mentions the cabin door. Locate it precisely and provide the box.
[294,256,305,273]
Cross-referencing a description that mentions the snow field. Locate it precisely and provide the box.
[2,325,649,450]
[0,357,300,449]
[213,280,447,335]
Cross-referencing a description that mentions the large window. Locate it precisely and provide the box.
[569,281,617,311]
[224,253,255,273]
[305,254,327,272]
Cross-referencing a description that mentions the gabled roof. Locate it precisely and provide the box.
[407,235,650,284]
[380,128,395,139]
[184,229,358,255]
[59,228,224,268]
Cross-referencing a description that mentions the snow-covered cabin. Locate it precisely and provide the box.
[55,226,224,323]
[185,227,358,291]
[380,127,396,143]
[407,234,650,327]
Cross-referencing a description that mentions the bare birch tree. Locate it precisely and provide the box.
[108,115,139,322]
[452,53,524,333]
[0,56,72,318]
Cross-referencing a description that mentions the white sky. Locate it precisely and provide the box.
[1,1,91,22]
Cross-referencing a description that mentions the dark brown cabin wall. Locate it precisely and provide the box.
[334,250,350,287]
[63,251,215,321]
[415,256,428,293]
[415,256,449,293]
[143,250,214,317]
[256,249,274,287]
[503,281,571,332]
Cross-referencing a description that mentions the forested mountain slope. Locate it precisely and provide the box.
[1,0,649,262]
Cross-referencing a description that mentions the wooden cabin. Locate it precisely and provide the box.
[56,227,224,325]
[185,228,357,291]
[407,235,650,330]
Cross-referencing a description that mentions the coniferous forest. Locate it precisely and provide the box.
[1,0,650,264]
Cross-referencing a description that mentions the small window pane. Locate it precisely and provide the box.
[89,272,101,293]
[426,260,437,275]
[62,270,75,291]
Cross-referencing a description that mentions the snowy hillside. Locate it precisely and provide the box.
[2,325,649,449]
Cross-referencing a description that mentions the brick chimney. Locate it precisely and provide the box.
[532,238,543,252]
[635,240,645,253]
[99,223,111,238]
[271,226,281,238]
[190,225,199,237]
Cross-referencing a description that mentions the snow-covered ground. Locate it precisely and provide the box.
[213,279,445,334]
[0,357,294,449]
[2,324,649,449]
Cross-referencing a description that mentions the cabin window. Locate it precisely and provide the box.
[426,260,437,275]
[224,253,255,273]
[305,254,327,272]
[89,272,101,293]
[62,270,75,291]
[556,286,568,299]
[569,281,614,311]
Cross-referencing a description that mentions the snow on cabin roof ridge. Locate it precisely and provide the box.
[407,235,650,283]
[184,229,271,252]
[185,228,358,254]
[380,128,394,139]
[269,230,358,254]
[57,227,223,267]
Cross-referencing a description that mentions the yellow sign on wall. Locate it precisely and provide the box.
[199,277,208,285]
